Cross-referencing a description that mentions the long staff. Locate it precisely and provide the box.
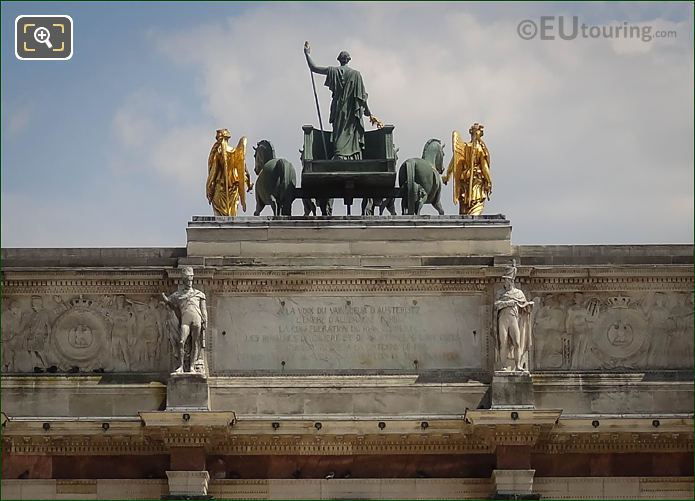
[305,41,329,160]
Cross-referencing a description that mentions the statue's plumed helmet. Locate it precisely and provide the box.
[216,128,231,139]
[469,123,484,136]
[337,51,351,63]
[181,266,195,278]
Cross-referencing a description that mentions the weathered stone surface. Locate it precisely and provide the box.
[492,469,535,495]
[530,291,693,372]
[0,247,184,268]
[212,295,485,373]
[1,376,166,416]
[532,373,694,414]
[209,376,487,415]
[491,372,534,409]
[1,221,692,497]
[187,215,512,258]
[1,294,171,374]
[166,470,210,496]
[2,477,693,500]
[515,244,694,265]
[533,476,695,500]
[167,373,209,410]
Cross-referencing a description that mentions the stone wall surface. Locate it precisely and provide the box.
[3,221,692,380]
[1,217,692,499]
[213,294,485,372]
[1,477,693,500]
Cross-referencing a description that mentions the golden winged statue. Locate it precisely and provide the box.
[206,129,253,216]
[442,123,492,215]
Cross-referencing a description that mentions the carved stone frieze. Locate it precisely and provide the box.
[537,431,694,454]
[2,293,174,373]
[531,291,693,371]
[5,425,691,457]
[2,264,692,375]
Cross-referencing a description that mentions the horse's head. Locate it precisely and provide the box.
[422,139,445,174]
[253,140,276,174]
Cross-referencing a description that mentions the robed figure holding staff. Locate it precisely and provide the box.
[442,123,492,215]
[304,42,383,159]
[494,261,534,372]
[206,128,253,216]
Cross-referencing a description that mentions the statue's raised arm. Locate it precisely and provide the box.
[304,41,329,75]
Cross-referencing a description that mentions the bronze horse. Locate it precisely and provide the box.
[398,139,445,215]
[253,140,297,216]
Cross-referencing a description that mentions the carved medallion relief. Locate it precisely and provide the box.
[532,292,693,371]
[2,294,174,373]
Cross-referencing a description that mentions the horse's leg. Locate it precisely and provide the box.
[415,184,427,215]
[431,177,445,215]
[254,194,266,216]
[432,172,444,216]
[433,198,445,215]
[412,171,426,215]
[280,193,293,216]
[362,198,375,216]
[319,199,333,216]
[254,191,267,215]
[303,199,316,216]
[386,198,397,215]
[270,196,278,216]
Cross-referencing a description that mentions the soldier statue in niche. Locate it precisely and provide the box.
[162,267,208,374]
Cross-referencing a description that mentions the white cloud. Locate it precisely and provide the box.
[107,3,693,244]
[110,90,212,189]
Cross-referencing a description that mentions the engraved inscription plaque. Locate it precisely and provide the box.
[212,295,485,372]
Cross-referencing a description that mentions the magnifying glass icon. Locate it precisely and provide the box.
[34,26,53,49]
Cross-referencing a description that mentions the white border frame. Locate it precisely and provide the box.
[15,14,74,61]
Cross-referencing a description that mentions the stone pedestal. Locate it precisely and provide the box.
[491,371,534,409]
[184,215,512,263]
[167,373,209,410]
[165,470,210,498]
[492,469,537,498]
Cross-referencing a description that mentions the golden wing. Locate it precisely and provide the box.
[479,139,492,193]
[230,136,248,211]
[206,143,222,203]
[450,130,465,204]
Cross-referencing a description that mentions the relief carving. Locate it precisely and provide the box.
[670,292,694,367]
[533,291,694,371]
[2,294,172,373]
[532,294,570,369]
[104,295,137,371]
[2,300,22,371]
[565,293,600,369]
[21,295,52,369]
[593,296,649,369]
[52,297,108,370]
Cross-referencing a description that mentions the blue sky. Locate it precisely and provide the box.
[2,1,693,247]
